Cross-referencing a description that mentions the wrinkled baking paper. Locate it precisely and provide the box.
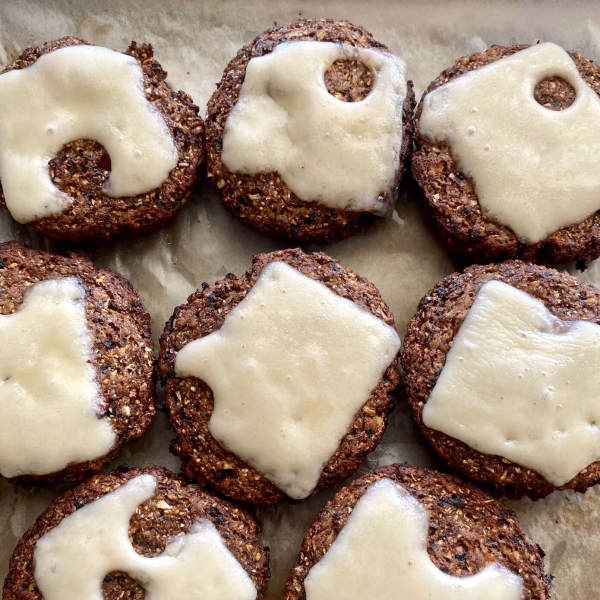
[2,1,600,598]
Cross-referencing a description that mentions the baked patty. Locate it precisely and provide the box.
[2,465,270,600]
[205,19,415,243]
[402,260,600,499]
[283,463,551,600]
[0,37,204,242]
[158,248,401,505]
[412,44,600,265]
[0,241,155,485]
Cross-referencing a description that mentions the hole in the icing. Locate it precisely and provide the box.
[49,140,112,196]
[534,76,577,111]
[102,570,146,599]
[324,59,374,102]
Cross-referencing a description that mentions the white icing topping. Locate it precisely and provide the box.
[0,45,178,224]
[221,41,407,216]
[175,261,400,499]
[418,42,600,243]
[424,280,600,486]
[0,278,115,478]
[305,478,523,600]
[34,474,257,600]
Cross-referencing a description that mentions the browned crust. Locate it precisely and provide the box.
[158,248,401,505]
[401,260,600,499]
[0,37,204,242]
[0,241,155,485]
[283,463,551,600]
[412,44,600,265]
[205,19,415,243]
[2,466,270,600]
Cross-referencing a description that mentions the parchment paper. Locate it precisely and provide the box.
[1,1,600,598]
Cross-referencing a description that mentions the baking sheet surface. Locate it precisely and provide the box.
[2,1,600,598]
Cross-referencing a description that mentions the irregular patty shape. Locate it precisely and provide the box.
[423,279,600,487]
[0,45,178,223]
[0,278,115,478]
[0,37,204,241]
[0,241,155,485]
[34,474,257,600]
[419,43,600,244]
[412,44,600,265]
[304,478,523,600]
[3,466,270,600]
[283,464,550,600]
[159,249,401,505]
[174,260,400,500]
[222,41,406,216]
[206,19,415,242]
[402,260,600,499]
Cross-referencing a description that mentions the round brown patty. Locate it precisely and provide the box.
[205,19,415,243]
[412,44,600,265]
[283,463,551,600]
[0,241,155,485]
[2,465,270,600]
[0,37,204,242]
[402,260,600,499]
[158,248,401,505]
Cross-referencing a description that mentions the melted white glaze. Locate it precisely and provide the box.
[222,41,406,216]
[0,45,178,223]
[175,261,400,499]
[424,280,600,486]
[34,474,257,600]
[419,42,600,243]
[0,278,115,477]
[305,478,523,600]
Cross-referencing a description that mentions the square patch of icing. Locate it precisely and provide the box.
[424,279,600,486]
[175,261,400,499]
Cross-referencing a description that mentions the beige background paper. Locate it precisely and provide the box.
[2,1,600,598]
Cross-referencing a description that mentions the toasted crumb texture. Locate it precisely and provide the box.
[402,260,600,499]
[283,464,551,600]
[0,37,204,242]
[0,241,155,485]
[412,44,600,265]
[324,58,374,102]
[2,466,270,600]
[205,19,415,243]
[158,248,401,505]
